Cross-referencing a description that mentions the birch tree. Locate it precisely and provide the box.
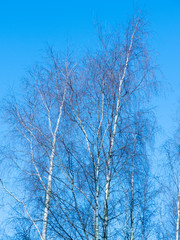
[66,16,156,239]
[1,50,75,240]
[161,132,180,240]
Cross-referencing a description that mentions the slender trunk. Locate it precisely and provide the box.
[176,180,180,240]
[142,216,145,240]
[130,207,134,240]
[95,163,99,240]
[42,85,67,240]
[41,70,67,239]
[130,135,136,240]
[124,191,127,240]
[102,21,138,239]
[42,141,56,240]
[102,74,122,240]
[141,190,145,240]
[95,78,104,240]
[130,163,134,240]
[103,174,111,240]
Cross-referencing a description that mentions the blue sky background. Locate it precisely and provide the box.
[0,0,180,236]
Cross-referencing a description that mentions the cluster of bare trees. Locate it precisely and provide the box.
[0,16,159,240]
[157,127,180,240]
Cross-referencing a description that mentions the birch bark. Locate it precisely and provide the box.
[102,21,139,240]
[42,73,67,240]
[130,134,137,240]
[176,180,180,240]
[130,143,135,240]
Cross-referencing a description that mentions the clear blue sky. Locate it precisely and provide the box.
[0,0,180,142]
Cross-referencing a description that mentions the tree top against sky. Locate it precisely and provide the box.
[0,0,179,138]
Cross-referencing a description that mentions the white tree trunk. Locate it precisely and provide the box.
[103,174,111,240]
[102,21,138,239]
[95,164,99,240]
[130,134,136,240]
[42,147,55,240]
[42,77,67,240]
[124,191,127,240]
[176,180,180,240]
[95,82,104,240]
[130,161,134,240]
